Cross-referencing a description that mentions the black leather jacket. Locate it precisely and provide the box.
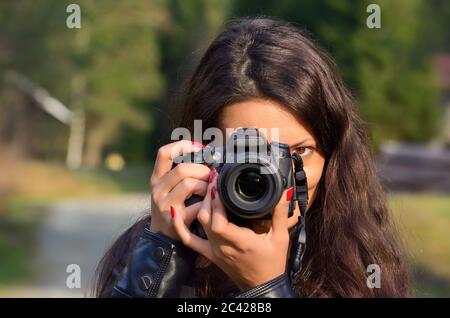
[111,228,296,298]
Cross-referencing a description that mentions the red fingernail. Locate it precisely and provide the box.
[286,187,294,201]
[208,168,217,183]
[170,206,175,218]
[211,186,216,200]
[192,141,205,149]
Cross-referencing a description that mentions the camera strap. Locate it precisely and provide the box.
[288,152,308,283]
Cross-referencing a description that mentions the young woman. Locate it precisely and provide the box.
[94,17,410,298]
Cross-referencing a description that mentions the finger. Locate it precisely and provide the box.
[209,172,245,242]
[162,178,208,205]
[183,201,203,225]
[172,207,212,259]
[162,202,201,228]
[196,179,213,230]
[270,187,293,236]
[210,175,230,236]
[150,140,205,186]
[271,185,291,219]
[157,163,210,194]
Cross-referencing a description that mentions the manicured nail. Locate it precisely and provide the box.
[170,206,175,218]
[208,168,217,183]
[286,187,294,201]
[192,141,205,149]
[211,186,216,200]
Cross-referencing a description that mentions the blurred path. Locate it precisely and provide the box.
[1,193,149,298]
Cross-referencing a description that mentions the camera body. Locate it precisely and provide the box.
[173,128,295,223]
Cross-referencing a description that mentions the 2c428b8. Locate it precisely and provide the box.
[220,302,272,313]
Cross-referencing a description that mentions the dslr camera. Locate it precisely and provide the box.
[173,128,296,225]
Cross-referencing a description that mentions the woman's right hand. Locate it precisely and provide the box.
[149,140,211,241]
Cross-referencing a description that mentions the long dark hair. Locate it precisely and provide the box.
[94,17,410,297]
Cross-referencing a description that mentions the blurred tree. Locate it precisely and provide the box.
[143,0,232,159]
[1,0,446,166]
[231,0,442,147]
[423,0,450,52]
[0,0,168,167]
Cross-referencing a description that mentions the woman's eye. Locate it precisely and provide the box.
[293,147,312,157]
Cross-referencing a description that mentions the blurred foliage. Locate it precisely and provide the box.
[232,0,445,147]
[0,216,35,285]
[391,194,450,297]
[0,0,448,163]
[0,0,167,165]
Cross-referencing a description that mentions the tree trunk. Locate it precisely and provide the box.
[66,75,86,169]
[66,107,85,169]
[83,122,104,168]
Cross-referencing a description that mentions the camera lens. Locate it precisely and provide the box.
[235,169,267,201]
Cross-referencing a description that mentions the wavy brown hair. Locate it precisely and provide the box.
[94,17,410,297]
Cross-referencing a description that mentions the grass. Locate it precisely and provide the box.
[0,201,43,285]
[390,194,450,297]
[1,159,151,201]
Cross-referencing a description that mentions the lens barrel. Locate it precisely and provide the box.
[217,153,284,219]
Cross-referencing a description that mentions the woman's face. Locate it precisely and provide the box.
[218,98,326,231]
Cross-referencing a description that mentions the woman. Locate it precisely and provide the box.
[94,17,410,298]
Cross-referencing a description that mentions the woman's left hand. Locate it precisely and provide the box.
[171,168,291,290]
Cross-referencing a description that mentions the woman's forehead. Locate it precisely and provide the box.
[218,99,315,145]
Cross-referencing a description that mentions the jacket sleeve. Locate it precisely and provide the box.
[234,273,296,298]
[111,228,197,298]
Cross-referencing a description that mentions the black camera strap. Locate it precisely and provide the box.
[288,152,308,283]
